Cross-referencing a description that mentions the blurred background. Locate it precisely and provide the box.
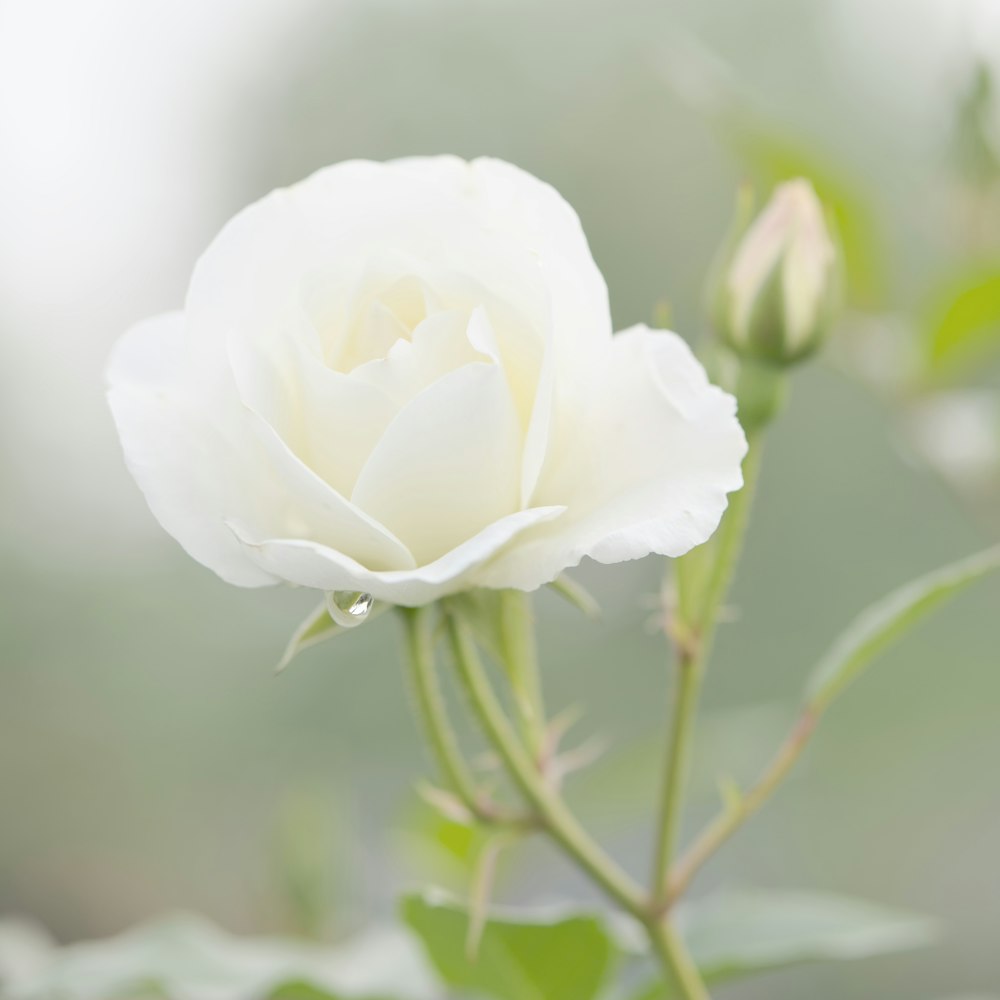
[1,0,999,996]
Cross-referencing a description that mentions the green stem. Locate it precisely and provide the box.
[446,606,708,999]
[652,434,763,905]
[649,921,712,1000]
[400,606,482,814]
[650,643,705,901]
[668,707,819,904]
[691,432,764,636]
[498,590,547,759]
[401,606,532,829]
[444,610,647,920]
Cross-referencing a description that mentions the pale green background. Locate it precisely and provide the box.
[1,0,998,997]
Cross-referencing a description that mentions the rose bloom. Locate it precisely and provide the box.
[108,157,746,605]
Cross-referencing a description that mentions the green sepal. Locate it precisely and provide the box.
[276,599,389,673]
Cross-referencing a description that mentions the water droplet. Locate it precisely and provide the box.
[326,590,375,628]
[347,592,373,617]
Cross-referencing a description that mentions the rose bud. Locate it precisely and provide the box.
[711,179,839,367]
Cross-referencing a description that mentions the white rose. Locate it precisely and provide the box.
[107,156,746,606]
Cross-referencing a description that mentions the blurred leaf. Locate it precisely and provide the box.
[3,915,437,1000]
[277,600,389,673]
[271,785,343,939]
[267,985,341,1000]
[630,889,936,998]
[924,266,1000,379]
[725,124,883,307]
[806,544,1000,712]
[267,984,395,1000]
[401,891,617,1000]
[951,62,1000,188]
[393,795,492,893]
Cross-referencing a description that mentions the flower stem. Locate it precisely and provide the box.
[400,606,530,828]
[650,640,705,903]
[446,608,709,999]
[498,590,547,759]
[648,921,712,1000]
[652,434,763,905]
[444,609,648,920]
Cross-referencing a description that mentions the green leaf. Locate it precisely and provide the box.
[806,544,1000,712]
[401,891,617,1000]
[277,599,388,673]
[629,889,936,998]
[2,915,437,1000]
[924,266,1000,379]
[950,62,1000,187]
[266,985,396,1000]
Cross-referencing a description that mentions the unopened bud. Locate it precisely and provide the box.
[712,179,839,366]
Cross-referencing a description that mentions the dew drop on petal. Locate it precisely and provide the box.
[326,590,375,628]
[347,592,374,618]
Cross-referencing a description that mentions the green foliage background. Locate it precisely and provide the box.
[1,0,999,997]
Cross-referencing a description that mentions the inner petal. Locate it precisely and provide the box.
[350,308,487,408]
[350,362,523,565]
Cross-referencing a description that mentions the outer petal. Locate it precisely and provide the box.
[229,506,566,606]
[475,325,748,590]
[107,313,278,587]
[184,155,609,389]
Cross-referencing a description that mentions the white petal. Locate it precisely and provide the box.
[350,309,484,407]
[227,326,397,497]
[477,325,747,590]
[229,506,565,605]
[244,409,415,572]
[466,157,612,358]
[107,313,278,587]
[351,363,523,565]
[185,156,610,381]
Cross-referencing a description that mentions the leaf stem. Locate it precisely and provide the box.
[667,707,818,904]
[668,541,1000,902]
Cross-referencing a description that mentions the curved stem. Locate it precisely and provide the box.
[444,610,648,920]
[400,606,528,827]
[445,606,711,998]
[498,590,547,759]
